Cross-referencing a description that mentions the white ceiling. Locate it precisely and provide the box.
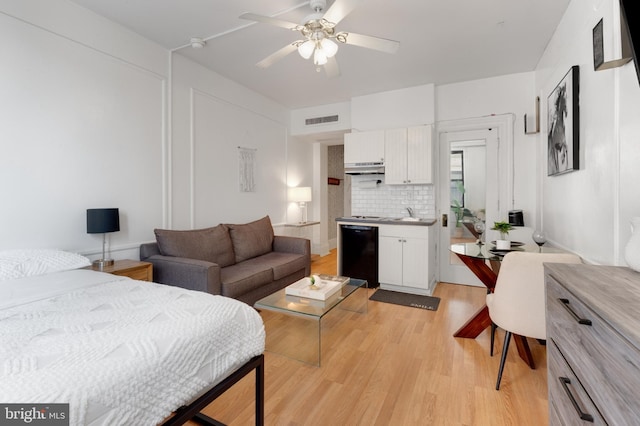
[68,0,571,109]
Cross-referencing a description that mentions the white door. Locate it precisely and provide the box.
[438,128,500,286]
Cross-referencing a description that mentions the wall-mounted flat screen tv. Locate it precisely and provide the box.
[620,0,640,86]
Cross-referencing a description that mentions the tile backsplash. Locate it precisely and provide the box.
[350,175,436,219]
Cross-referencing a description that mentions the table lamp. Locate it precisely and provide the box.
[288,186,312,223]
[87,208,120,269]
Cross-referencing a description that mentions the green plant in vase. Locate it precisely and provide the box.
[491,221,513,249]
[491,221,513,239]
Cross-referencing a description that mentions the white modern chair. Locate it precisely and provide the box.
[486,251,582,390]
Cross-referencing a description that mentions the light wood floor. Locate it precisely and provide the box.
[199,249,548,425]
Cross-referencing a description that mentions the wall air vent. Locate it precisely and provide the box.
[305,115,339,126]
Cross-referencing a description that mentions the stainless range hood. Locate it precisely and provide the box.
[344,162,385,175]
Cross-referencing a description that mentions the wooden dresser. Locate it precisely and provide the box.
[545,263,640,425]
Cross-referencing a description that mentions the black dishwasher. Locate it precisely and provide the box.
[340,225,379,288]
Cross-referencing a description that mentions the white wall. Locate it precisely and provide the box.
[351,84,435,130]
[0,0,168,260]
[284,136,314,224]
[170,54,290,229]
[535,0,640,265]
[618,62,640,260]
[0,0,302,261]
[289,101,351,136]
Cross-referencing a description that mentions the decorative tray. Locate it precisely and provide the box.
[489,248,525,256]
[285,275,350,300]
[490,241,525,247]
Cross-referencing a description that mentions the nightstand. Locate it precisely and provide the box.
[89,259,153,282]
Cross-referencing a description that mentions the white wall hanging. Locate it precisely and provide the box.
[238,146,257,192]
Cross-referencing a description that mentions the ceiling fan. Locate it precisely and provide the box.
[240,0,400,78]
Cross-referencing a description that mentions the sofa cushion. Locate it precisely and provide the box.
[227,215,274,263]
[220,259,274,299]
[154,225,235,267]
[253,251,308,280]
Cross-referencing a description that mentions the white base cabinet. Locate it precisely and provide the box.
[378,225,436,295]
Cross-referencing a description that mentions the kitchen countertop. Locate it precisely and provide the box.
[336,216,437,226]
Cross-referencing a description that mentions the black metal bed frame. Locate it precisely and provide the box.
[162,354,264,426]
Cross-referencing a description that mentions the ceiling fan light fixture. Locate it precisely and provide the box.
[314,47,328,66]
[243,0,400,75]
[298,39,315,59]
[320,38,338,58]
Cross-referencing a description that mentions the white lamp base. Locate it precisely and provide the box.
[299,202,308,224]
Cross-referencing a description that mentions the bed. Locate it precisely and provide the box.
[0,249,265,426]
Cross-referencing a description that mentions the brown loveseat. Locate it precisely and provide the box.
[139,216,310,306]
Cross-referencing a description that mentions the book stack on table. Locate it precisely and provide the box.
[285,274,350,300]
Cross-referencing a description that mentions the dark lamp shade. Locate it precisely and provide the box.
[87,208,120,234]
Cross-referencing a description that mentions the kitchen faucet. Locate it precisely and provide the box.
[406,207,415,217]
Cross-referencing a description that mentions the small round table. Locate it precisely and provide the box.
[450,242,561,368]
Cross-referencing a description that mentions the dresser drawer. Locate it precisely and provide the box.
[546,275,640,424]
[547,339,605,425]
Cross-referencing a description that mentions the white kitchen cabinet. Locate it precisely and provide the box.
[378,225,436,295]
[378,234,404,286]
[344,130,385,164]
[384,125,433,184]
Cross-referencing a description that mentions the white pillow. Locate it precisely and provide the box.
[0,249,91,281]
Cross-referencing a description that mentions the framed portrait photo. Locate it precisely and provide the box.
[547,65,579,176]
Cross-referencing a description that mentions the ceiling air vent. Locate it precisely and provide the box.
[305,115,339,126]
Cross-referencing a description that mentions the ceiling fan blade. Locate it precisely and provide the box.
[341,32,400,54]
[324,56,341,78]
[256,43,299,68]
[323,0,362,25]
[239,12,300,30]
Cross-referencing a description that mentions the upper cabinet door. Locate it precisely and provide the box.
[407,125,433,184]
[385,125,433,185]
[384,128,408,184]
[344,130,385,164]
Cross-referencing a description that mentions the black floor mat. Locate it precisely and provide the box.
[369,289,440,311]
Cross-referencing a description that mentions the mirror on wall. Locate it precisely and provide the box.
[439,125,501,286]
[449,140,486,244]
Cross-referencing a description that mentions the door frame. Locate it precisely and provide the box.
[435,114,515,285]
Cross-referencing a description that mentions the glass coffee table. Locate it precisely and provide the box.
[254,278,367,366]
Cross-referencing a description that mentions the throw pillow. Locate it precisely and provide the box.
[227,215,274,263]
[154,225,235,267]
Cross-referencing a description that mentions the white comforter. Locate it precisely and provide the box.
[0,269,265,425]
